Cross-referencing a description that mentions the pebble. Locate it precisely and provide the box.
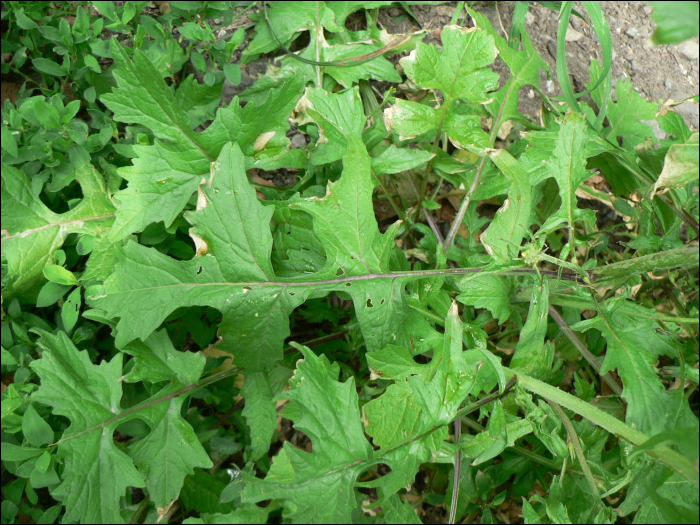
[638,27,649,39]
[643,5,653,15]
[565,26,585,42]
[526,11,535,26]
[624,52,634,62]
[570,16,583,32]
[389,8,401,17]
[665,79,673,91]
[678,40,699,60]
[631,58,643,72]
[291,134,307,149]
[625,27,639,38]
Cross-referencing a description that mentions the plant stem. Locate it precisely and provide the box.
[547,400,601,501]
[513,371,699,486]
[444,155,487,253]
[372,170,418,245]
[548,305,623,396]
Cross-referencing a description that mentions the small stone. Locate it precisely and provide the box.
[643,5,653,15]
[638,27,649,38]
[625,27,639,38]
[665,79,673,91]
[570,16,583,32]
[608,15,617,25]
[631,58,644,72]
[624,53,635,62]
[291,134,307,149]
[389,8,401,17]
[678,40,700,60]
[565,26,585,42]
[525,11,535,25]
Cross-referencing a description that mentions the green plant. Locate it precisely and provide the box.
[2,1,699,524]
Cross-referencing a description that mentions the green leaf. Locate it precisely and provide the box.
[223,63,241,85]
[15,9,38,30]
[468,6,551,127]
[651,132,699,198]
[321,42,402,87]
[536,112,597,255]
[21,404,54,447]
[32,100,61,130]
[101,39,303,240]
[83,54,101,73]
[510,276,555,379]
[1,502,18,524]
[361,303,488,504]
[1,348,18,366]
[241,344,373,523]
[588,59,658,151]
[180,468,234,514]
[1,124,18,158]
[128,391,212,508]
[42,265,79,286]
[571,301,697,435]
[515,389,569,458]
[364,301,478,440]
[401,25,497,103]
[381,495,422,524]
[459,416,533,463]
[648,1,700,44]
[89,89,437,373]
[457,275,513,324]
[29,328,212,514]
[244,1,341,57]
[121,328,205,385]
[31,58,67,77]
[241,371,279,461]
[1,164,115,302]
[385,25,497,153]
[34,451,51,473]
[191,51,207,73]
[29,330,145,523]
[480,150,533,262]
[1,443,45,462]
[371,145,434,175]
[60,287,81,332]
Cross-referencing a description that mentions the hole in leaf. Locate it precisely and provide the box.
[335,267,345,277]
[289,291,296,296]
[345,282,351,287]
[366,298,374,308]
[243,286,252,294]
[196,266,203,275]
[380,298,385,305]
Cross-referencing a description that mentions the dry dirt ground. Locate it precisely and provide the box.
[220,1,699,132]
